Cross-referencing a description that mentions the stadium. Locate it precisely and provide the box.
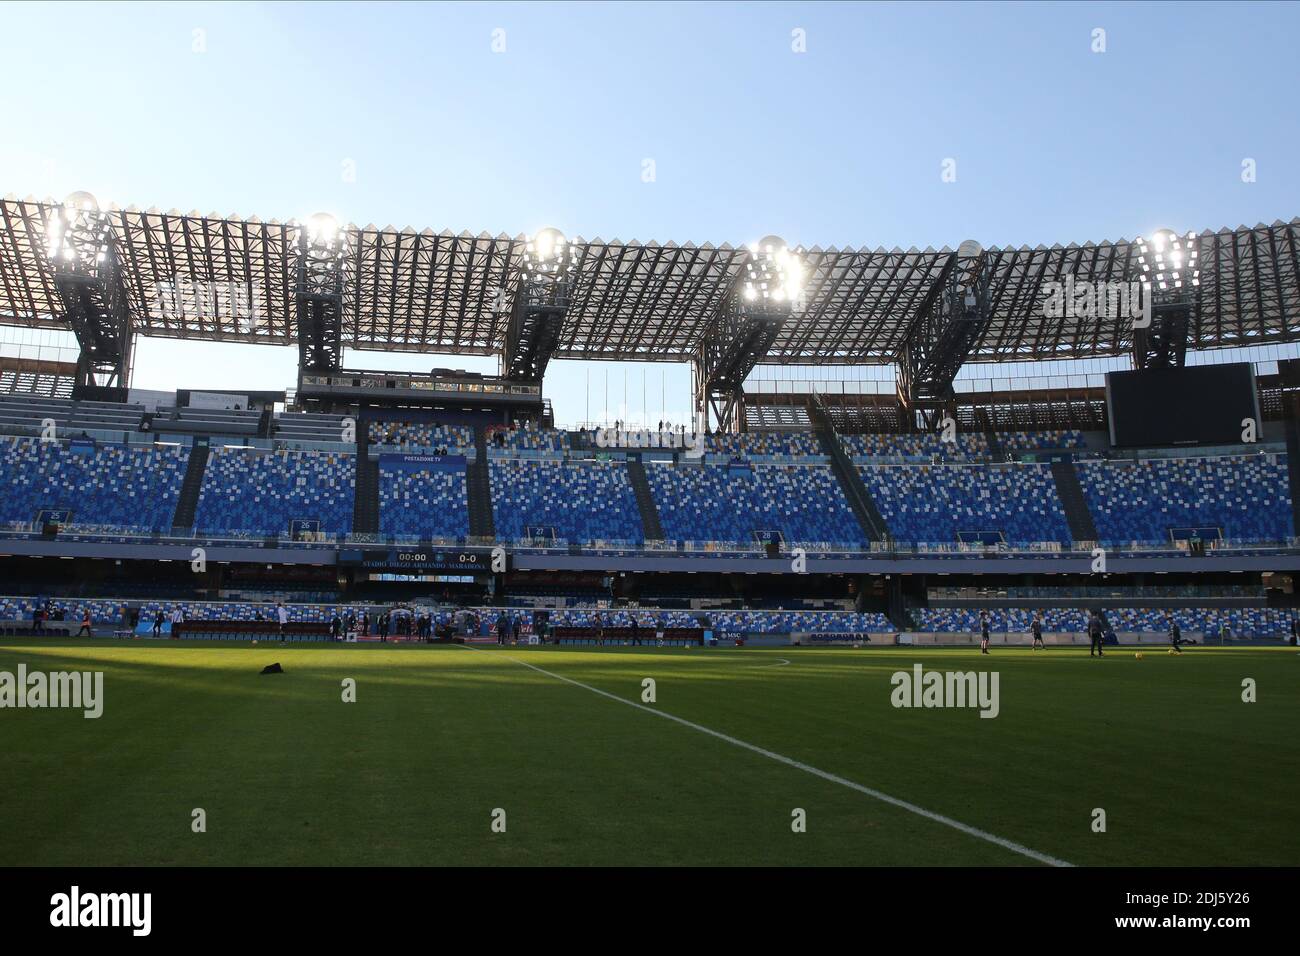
[2,192,1298,871]
[0,7,1297,907]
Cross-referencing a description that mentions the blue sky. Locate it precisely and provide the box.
[2,1,1298,425]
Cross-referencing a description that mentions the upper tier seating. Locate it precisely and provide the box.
[706,431,824,457]
[996,430,1088,451]
[275,412,352,445]
[368,421,474,453]
[841,432,991,458]
[490,459,644,544]
[488,423,569,452]
[194,448,355,536]
[0,437,188,532]
[1076,454,1293,545]
[646,462,865,547]
[378,464,469,539]
[859,462,1070,546]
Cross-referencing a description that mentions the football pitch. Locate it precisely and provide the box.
[0,639,1296,867]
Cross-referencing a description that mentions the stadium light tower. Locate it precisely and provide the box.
[295,211,349,391]
[694,236,805,434]
[503,226,576,384]
[895,239,992,428]
[1131,227,1199,369]
[44,191,134,390]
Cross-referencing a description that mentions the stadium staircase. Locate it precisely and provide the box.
[171,443,210,530]
[1284,423,1300,536]
[1049,460,1098,543]
[467,427,496,539]
[352,427,380,535]
[625,457,665,541]
[809,397,889,543]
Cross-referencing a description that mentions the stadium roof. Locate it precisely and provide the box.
[2,194,1298,365]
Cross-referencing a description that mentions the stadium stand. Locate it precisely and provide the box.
[996,430,1089,451]
[0,437,188,532]
[194,447,355,536]
[488,422,569,452]
[841,432,991,459]
[378,464,470,540]
[1076,453,1294,545]
[0,597,898,636]
[551,609,699,629]
[275,411,352,445]
[914,606,1291,637]
[368,421,474,453]
[645,461,866,547]
[490,459,644,544]
[859,462,1071,546]
[709,609,892,633]
[705,430,824,458]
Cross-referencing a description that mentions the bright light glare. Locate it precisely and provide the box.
[743,235,805,306]
[522,226,571,282]
[1137,227,1199,291]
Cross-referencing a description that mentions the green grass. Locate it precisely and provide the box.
[0,638,1296,866]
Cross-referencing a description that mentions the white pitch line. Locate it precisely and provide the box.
[457,645,1072,867]
[756,658,791,667]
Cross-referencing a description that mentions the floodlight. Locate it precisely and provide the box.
[742,235,804,307]
[306,212,342,248]
[1137,227,1200,294]
[46,190,107,267]
[521,226,572,282]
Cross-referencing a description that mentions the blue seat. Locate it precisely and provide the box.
[859,462,1070,546]
[378,465,469,539]
[0,437,188,532]
[490,459,643,544]
[647,462,865,547]
[194,448,354,536]
[1076,454,1293,545]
